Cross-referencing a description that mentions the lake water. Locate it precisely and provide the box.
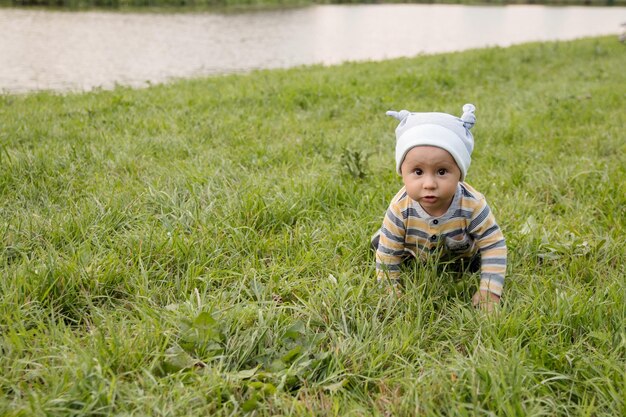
[1,5,624,93]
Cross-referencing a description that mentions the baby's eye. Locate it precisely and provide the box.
[414,169,423,176]
[437,169,448,175]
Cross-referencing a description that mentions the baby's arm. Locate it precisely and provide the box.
[375,205,407,285]
[468,200,507,298]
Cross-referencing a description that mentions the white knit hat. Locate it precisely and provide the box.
[387,104,476,180]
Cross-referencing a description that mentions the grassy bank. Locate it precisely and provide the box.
[1,36,625,415]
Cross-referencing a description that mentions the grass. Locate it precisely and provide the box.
[1,36,625,416]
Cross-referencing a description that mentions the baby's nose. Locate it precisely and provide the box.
[423,176,437,188]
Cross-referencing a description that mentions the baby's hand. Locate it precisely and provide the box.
[387,283,403,298]
[472,290,500,312]
[379,279,403,298]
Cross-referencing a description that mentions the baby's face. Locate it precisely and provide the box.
[400,146,461,217]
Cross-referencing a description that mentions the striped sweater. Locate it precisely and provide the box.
[376,182,507,296]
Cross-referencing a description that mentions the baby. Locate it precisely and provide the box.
[373,104,507,310]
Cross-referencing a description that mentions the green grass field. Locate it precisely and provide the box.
[1,36,625,416]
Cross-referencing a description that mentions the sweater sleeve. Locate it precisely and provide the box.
[468,199,507,296]
[375,202,407,283]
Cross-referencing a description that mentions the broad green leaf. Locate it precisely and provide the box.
[161,345,197,373]
[281,345,303,363]
[323,379,347,393]
[234,367,260,380]
[241,396,258,412]
[193,312,218,330]
[268,359,286,372]
[283,321,305,340]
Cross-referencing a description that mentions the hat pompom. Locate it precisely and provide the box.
[386,110,411,122]
[461,104,476,130]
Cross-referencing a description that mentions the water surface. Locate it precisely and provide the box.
[1,5,624,92]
